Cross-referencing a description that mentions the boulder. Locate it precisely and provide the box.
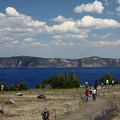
[5,99,16,104]
[15,93,23,96]
[0,107,4,114]
[37,94,46,99]
[0,109,4,114]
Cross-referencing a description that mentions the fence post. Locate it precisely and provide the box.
[90,115,92,120]
[79,100,81,109]
[66,104,69,112]
[102,109,105,118]
[54,109,57,120]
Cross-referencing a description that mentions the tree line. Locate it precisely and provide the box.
[42,70,80,88]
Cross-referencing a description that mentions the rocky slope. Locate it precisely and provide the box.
[0,56,119,68]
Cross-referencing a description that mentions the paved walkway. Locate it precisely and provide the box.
[59,96,117,120]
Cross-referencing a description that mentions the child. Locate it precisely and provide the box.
[41,108,50,120]
[85,89,89,102]
[92,88,97,102]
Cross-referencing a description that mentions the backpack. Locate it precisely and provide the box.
[42,112,48,120]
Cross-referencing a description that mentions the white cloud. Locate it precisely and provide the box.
[0,7,47,42]
[28,42,46,46]
[90,40,120,46]
[53,34,88,39]
[118,0,120,4]
[48,16,120,35]
[116,6,120,11]
[6,7,19,16]
[23,38,35,42]
[50,21,79,33]
[106,11,114,15]
[11,40,20,44]
[50,40,77,47]
[0,7,120,48]
[74,1,104,14]
[77,16,120,29]
[50,15,73,23]
[91,33,113,39]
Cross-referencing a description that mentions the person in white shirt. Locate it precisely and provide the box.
[92,88,97,102]
[106,79,109,85]
[1,84,4,94]
[112,80,114,86]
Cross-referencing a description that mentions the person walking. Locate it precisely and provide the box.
[1,84,4,94]
[89,85,93,95]
[41,108,50,120]
[92,88,97,102]
[85,89,89,102]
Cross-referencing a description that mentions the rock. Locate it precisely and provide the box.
[0,109,4,114]
[0,106,4,114]
[15,93,23,96]
[5,99,16,104]
[37,94,46,99]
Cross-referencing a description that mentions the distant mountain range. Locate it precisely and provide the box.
[0,56,120,68]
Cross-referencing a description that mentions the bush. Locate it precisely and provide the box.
[42,70,80,88]
[99,73,120,85]
[9,85,17,91]
[18,82,28,90]
[35,82,40,89]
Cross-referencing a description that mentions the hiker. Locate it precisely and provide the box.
[94,80,98,90]
[85,89,89,102]
[41,108,50,120]
[92,88,97,102]
[101,83,104,88]
[1,84,4,94]
[85,82,88,88]
[112,80,114,86]
[106,79,109,85]
[89,85,93,95]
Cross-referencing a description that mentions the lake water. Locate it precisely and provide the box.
[0,67,120,88]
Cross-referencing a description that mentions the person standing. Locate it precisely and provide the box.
[85,82,88,88]
[106,79,109,85]
[92,88,97,102]
[112,80,114,86]
[89,85,93,95]
[1,84,4,94]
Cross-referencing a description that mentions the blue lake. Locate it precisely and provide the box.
[0,67,120,88]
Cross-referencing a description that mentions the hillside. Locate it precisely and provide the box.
[0,56,120,68]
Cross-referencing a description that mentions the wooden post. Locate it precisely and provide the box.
[66,104,69,112]
[102,109,105,118]
[90,115,92,120]
[54,109,57,120]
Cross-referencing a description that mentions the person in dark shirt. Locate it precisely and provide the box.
[41,108,50,120]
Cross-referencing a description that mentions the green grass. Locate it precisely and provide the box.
[1,87,85,96]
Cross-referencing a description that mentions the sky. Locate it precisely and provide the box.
[0,0,120,59]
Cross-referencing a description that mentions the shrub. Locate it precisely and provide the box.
[99,73,120,85]
[18,82,28,90]
[35,82,40,89]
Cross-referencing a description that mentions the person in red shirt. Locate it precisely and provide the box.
[85,89,89,102]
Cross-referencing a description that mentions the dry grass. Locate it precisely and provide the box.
[99,87,120,120]
[0,88,84,120]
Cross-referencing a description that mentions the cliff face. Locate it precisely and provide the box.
[0,56,120,68]
[81,57,120,67]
